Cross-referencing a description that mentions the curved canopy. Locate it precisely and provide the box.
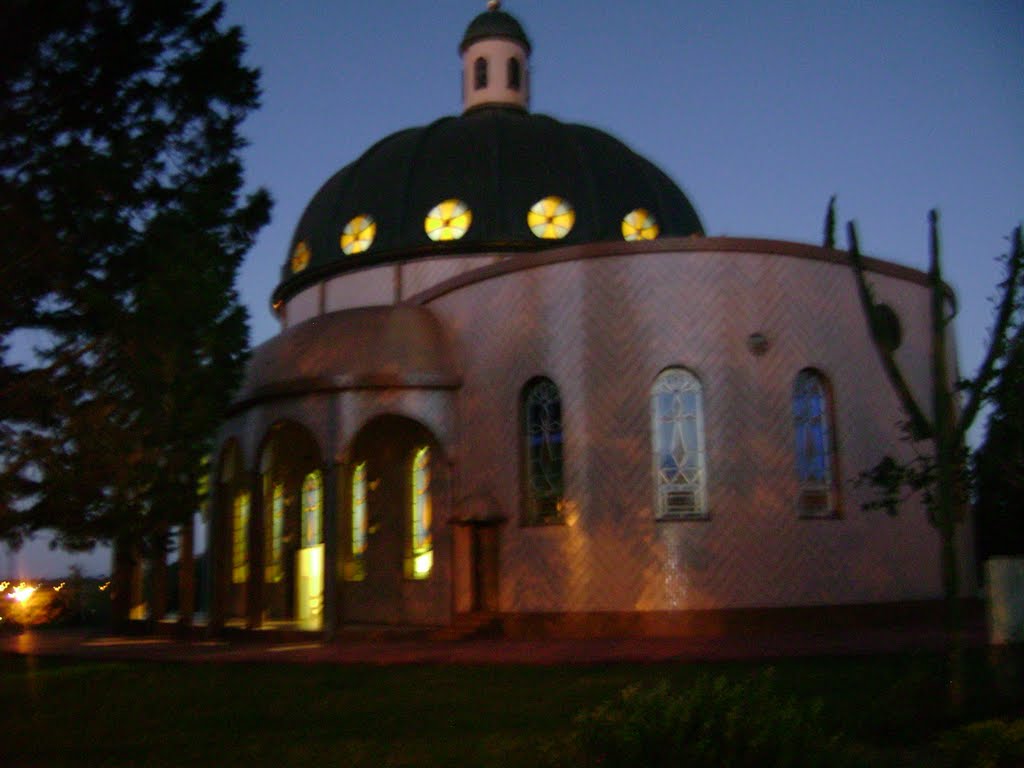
[232,306,459,409]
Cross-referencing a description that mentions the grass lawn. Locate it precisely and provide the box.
[2,648,1021,767]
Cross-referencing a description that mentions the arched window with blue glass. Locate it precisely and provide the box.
[651,368,708,520]
[792,369,839,517]
[522,377,565,525]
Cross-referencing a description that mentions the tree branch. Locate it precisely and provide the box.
[957,225,1024,437]
[847,220,933,439]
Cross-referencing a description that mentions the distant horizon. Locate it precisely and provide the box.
[4,536,207,581]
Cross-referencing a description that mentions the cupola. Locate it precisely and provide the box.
[460,1,531,112]
[275,3,705,307]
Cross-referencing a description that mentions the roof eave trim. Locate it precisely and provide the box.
[228,373,463,414]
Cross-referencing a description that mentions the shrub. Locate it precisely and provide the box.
[561,672,863,768]
[937,719,1024,768]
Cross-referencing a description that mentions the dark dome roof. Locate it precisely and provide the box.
[460,8,531,53]
[276,107,704,303]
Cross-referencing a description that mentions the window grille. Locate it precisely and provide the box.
[651,368,707,520]
[522,377,565,524]
[792,369,838,517]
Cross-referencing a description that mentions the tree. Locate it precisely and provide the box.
[847,210,1023,709]
[973,285,1024,562]
[0,0,271,626]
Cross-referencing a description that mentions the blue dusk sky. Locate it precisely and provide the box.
[10,0,1023,577]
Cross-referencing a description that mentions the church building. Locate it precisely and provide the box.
[208,3,971,637]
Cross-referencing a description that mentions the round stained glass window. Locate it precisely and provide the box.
[528,196,575,239]
[424,199,472,241]
[290,241,311,273]
[622,208,659,241]
[340,214,376,255]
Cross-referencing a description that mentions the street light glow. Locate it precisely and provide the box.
[9,583,37,604]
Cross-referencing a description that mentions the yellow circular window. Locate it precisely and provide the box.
[528,196,575,239]
[424,199,472,241]
[340,214,376,255]
[290,241,311,273]
[622,208,659,241]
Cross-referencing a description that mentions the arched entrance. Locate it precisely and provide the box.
[258,421,325,629]
[344,415,450,625]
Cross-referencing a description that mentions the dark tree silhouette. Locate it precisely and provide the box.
[0,0,271,627]
[973,281,1024,562]
[848,210,1022,710]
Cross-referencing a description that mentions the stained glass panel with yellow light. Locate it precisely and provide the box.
[265,483,284,583]
[301,470,322,547]
[407,446,433,579]
[424,199,472,241]
[340,214,376,255]
[622,208,659,241]
[347,461,368,581]
[528,196,575,239]
[290,241,311,273]
[232,491,250,584]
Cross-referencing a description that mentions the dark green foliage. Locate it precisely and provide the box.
[564,674,861,768]
[973,321,1024,559]
[1,651,1021,767]
[854,433,970,527]
[0,0,270,613]
[937,719,1024,768]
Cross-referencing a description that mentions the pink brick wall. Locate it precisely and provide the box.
[426,246,968,612]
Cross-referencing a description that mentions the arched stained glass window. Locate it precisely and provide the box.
[347,461,368,581]
[232,491,250,584]
[265,482,284,583]
[407,447,433,579]
[474,56,488,89]
[522,377,565,525]
[792,369,838,516]
[651,368,707,520]
[301,470,322,547]
[507,57,521,90]
[528,196,575,239]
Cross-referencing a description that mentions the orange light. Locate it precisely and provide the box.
[10,583,37,604]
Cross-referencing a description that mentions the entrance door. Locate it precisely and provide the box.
[454,521,500,614]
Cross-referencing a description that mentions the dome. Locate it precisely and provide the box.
[276,108,704,303]
[460,7,531,53]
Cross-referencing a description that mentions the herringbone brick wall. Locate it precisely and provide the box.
[427,247,964,613]
[223,240,972,621]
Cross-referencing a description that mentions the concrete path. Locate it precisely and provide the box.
[1,621,986,666]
